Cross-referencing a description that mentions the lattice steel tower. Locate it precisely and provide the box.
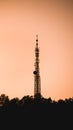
[33,35,41,98]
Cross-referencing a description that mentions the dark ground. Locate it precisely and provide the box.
[0,94,73,129]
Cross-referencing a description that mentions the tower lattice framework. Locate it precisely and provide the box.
[33,35,41,98]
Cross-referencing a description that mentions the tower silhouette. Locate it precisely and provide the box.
[33,35,41,98]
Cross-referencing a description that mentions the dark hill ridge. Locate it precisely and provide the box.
[0,94,73,129]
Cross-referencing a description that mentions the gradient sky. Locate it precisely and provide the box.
[0,0,73,100]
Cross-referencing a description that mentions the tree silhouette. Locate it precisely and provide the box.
[0,94,9,106]
[0,93,73,129]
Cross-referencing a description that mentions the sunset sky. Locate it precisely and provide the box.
[0,0,73,100]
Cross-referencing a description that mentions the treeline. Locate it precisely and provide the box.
[0,94,73,129]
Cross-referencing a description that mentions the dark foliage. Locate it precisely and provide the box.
[0,94,73,130]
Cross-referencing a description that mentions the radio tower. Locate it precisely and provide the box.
[33,35,41,98]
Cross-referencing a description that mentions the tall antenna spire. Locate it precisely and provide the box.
[33,35,41,98]
[36,34,38,46]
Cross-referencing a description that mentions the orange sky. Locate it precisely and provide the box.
[0,0,73,101]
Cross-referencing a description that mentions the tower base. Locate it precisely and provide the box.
[34,93,41,99]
